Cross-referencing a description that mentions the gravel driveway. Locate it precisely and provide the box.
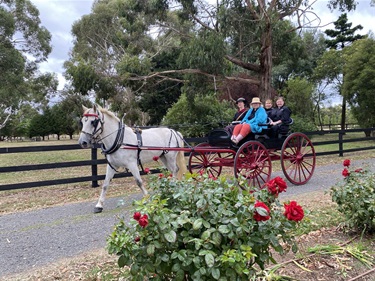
[0,158,374,279]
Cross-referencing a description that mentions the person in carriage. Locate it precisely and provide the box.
[264,99,276,120]
[230,97,268,144]
[225,97,249,134]
[268,96,292,138]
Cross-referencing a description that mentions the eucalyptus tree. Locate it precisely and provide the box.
[66,0,358,111]
[0,0,57,129]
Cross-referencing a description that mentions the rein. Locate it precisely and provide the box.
[101,121,125,155]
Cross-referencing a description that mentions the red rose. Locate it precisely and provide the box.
[343,159,351,167]
[141,214,148,220]
[266,177,287,195]
[355,168,363,173]
[159,173,164,179]
[253,201,270,221]
[144,168,150,174]
[133,212,141,221]
[153,156,159,161]
[139,217,149,228]
[284,201,304,222]
[134,236,140,242]
[342,168,350,177]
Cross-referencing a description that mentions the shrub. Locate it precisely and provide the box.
[330,159,375,233]
[107,173,304,280]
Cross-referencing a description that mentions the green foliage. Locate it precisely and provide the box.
[162,93,233,137]
[107,173,304,280]
[282,77,314,120]
[0,0,54,120]
[330,160,375,233]
[290,117,317,133]
[343,38,375,128]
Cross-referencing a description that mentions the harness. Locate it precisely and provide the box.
[82,109,181,173]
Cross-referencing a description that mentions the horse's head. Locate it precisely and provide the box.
[78,104,104,148]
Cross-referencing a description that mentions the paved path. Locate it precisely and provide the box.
[0,158,374,278]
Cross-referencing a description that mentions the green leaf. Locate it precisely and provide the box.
[164,230,177,243]
[201,230,211,240]
[211,231,222,246]
[211,267,221,280]
[218,224,230,234]
[118,255,126,268]
[147,244,155,256]
[205,253,215,267]
[193,218,203,230]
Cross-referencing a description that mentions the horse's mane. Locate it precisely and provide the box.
[99,107,120,122]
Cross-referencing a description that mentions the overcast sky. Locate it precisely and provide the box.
[31,0,374,92]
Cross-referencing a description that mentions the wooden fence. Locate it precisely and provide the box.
[1,127,374,191]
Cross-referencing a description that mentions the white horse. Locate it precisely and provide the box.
[78,104,187,213]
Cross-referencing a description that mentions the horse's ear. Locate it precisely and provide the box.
[94,103,103,112]
[82,105,89,113]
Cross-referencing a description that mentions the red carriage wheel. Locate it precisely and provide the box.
[281,132,316,185]
[234,141,272,190]
[188,143,223,178]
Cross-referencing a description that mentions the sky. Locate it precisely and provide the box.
[31,0,374,94]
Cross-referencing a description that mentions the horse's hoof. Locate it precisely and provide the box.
[94,207,103,213]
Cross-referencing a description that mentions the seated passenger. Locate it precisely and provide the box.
[231,97,268,144]
[264,99,276,120]
[225,97,249,134]
[269,96,292,138]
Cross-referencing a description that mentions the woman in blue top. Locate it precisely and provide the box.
[231,97,268,144]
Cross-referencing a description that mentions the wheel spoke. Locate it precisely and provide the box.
[281,133,315,185]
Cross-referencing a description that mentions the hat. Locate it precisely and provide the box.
[251,97,262,104]
[236,97,246,104]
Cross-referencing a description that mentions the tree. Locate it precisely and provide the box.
[343,38,375,134]
[65,0,358,112]
[324,13,365,131]
[0,0,56,128]
[162,93,233,137]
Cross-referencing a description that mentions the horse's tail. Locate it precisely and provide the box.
[176,131,187,180]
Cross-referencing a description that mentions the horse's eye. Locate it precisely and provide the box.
[91,119,99,128]
[78,120,83,130]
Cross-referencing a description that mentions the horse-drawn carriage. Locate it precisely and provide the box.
[188,126,316,188]
[79,105,316,212]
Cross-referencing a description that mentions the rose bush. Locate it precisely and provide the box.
[107,173,304,280]
[330,159,375,233]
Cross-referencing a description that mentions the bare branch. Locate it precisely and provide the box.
[225,55,261,72]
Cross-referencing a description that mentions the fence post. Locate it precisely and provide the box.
[338,131,344,157]
[91,147,99,187]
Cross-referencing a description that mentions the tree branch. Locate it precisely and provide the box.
[225,55,261,72]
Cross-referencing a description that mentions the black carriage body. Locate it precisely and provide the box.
[207,128,286,150]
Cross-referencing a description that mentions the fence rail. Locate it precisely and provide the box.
[1,127,374,191]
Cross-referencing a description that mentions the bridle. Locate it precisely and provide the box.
[81,108,125,155]
[81,110,104,142]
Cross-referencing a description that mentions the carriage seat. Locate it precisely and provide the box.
[207,129,231,147]
[255,118,294,139]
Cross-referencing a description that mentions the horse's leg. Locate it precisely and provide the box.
[127,162,148,196]
[94,164,115,213]
[160,153,179,177]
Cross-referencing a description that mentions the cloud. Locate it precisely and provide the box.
[31,0,94,89]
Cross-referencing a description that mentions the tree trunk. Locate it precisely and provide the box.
[259,20,273,102]
[340,96,346,131]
